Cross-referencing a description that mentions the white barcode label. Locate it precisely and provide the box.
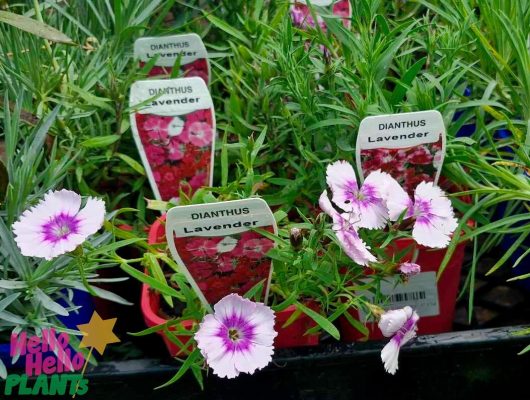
[359,272,440,320]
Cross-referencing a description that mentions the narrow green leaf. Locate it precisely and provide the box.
[0,293,20,312]
[119,262,183,299]
[155,348,202,389]
[34,288,69,316]
[296,302,339,340]
[0,10,73,44]
[81,135,121,148]
[205,14,251,46]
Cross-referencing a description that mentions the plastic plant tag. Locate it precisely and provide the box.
[129,77,215,202]
[134,33,210,83]
[358,272,440,320]
[355,110,446,195]
[165,199,278,311]
[290,0,351,30]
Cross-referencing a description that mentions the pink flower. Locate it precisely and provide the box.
[167,138,185,161]
[398,262,421,278]
[319,191,376,266]
[379,306,419,374]
[333,0,351,27]
[145,144,167,167]
[362,148,406,175]
[188,261,214,280]
[233,237,274,259]
[185,238,221,258]
[189,172,208,191]
[143,116,171,141]
[186,109,212,125]
[194,294,277,379]
[406,146,433,165]
[12,190,105,260]
[385,181,458,248]
[185,121,213,147]
[217,255,236,272]
[290,4,309,27]
[326,161,393,229]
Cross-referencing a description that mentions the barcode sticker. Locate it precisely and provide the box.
[358,272,440,320]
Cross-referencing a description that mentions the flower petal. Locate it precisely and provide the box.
[381,338,400,375]
[378,306,412,337]
[412,215,454,248]
[336,223,376,266]
[414,182,454,218]
[44,189,82,216]
[76,197,105,237]
[399,262,421,277]
[381,178,412,221]
[319,191,340,221]
[327,161,359,212]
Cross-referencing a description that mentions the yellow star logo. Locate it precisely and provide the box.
[77,311,120,356]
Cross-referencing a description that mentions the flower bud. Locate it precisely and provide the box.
[289,227,303,250]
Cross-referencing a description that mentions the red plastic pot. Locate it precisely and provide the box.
[339,236,469,341]
[141,215,320,356]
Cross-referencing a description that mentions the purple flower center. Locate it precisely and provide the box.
[217,313,256,353]
[42,213,80,243]
[413,199,432,222]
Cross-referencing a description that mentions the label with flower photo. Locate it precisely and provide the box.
[359,272,440,321]
[129,77,215,202]
[355,110,446,195]
[134,33,210,83]
[290,0,351,30]
[166,199,278,311]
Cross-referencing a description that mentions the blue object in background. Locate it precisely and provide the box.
[451,90,529,288]
[57,289,95,330]
[454,86,477,138]
[0,289,95,371]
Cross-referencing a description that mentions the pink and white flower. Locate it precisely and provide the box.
[379,306,419,375]
[195,294,277,379]
[385,181,458,248]
[233,237,274,259]
[398,262,421,278]
[167,138,185,161]
[326,161,393,229]
[186,121,213,147]
[185,238,220,258]
[12,190,105,260]
[143,116,170,141]
[319,191,376,266]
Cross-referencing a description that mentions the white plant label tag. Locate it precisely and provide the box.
[134,33,210,83]
[165,199,277,311]
[129,77,215,202]
[356,110,446,195]
[359,272,440,320]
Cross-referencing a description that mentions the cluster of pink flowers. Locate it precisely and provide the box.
[319,159,457,265]
[136,109,213,200]
[319,159,457,374]
[361,139,443,195]
[290,0,351,31]
[140,58,209,83]
[174,230,275,304]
